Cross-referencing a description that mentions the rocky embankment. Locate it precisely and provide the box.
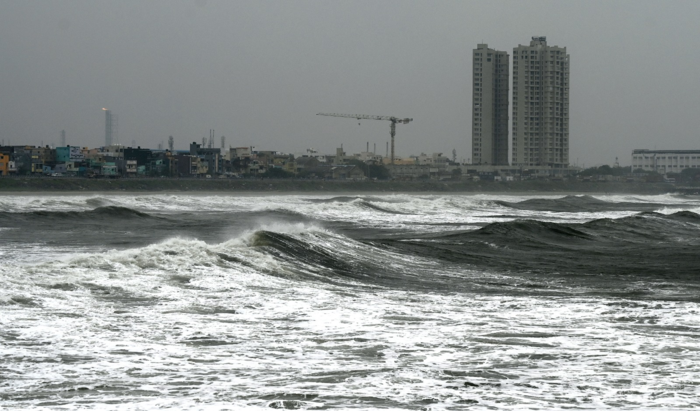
[0,176,681,194]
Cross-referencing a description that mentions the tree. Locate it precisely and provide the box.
[264,167,294,179]
[680,167,700,182]
[345,159,390,180]
[369,163,390,180]
[597,165,613,175]
[578,165,631,177]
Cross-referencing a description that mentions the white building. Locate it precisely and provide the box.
[631,149,700,173]
[512,37,570,168]
[229,147,252,160]
[354,151,383,163]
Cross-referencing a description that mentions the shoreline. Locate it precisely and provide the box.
[0,176,683,195]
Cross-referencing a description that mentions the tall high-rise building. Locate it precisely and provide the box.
[511,36,569,167]
[472,44,509,165]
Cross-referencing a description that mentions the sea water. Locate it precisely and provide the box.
[1,193,699,409]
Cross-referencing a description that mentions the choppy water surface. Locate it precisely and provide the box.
[1,192,699,410]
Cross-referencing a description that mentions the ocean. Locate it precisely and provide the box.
[1,192,699,410]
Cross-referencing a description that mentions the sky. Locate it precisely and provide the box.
[1,0,699,167]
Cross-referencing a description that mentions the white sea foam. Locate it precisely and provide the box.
[2,193,700,409]
[655,205,700,215]
[3,267,700,409]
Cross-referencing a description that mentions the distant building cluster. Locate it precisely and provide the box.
[0,140,595,182]
[473,36,570,168]
[0,142,466,180]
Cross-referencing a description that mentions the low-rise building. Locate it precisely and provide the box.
[190,142,222,174]
[383,156,415,165]
[12,146,33,175]
[389,164,434,180]
[295,157,320,174]
[124,147,152,175]
[65,161,84,175]
[102,163,118,176]
[100,145,125,159]
[126,160,138,175]
[30,146,56,174]
[175,154,197,177]
[354,151,383,163]
[56,146,85,163]
[631,149,700,173]
[331,165,365,180]
[0,152,9,176]
[229,146,253,160]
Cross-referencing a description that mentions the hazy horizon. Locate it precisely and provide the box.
[1,0,699,167]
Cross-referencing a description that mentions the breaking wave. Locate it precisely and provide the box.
[378,210,700,290]
[495,195,668,212]
[0,206,154,221]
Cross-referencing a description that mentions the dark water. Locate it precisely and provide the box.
[1,193,699,409]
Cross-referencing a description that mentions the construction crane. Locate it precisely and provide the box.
[317,113,413,165]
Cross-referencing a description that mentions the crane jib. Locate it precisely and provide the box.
[317,113,412,123]
[316,112,413,165]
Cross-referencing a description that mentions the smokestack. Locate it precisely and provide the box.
[103,108,112,147]
[60,130,66,147]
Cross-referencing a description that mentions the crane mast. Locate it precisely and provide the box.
[317,112,413,165]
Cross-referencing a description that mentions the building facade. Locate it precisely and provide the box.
[472,44,509,165]
[0,152,9,176]
[512,36,569,168]
[632,149,700,173]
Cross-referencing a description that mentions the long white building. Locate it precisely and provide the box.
[631,149,700,173]
[511,37,570,168]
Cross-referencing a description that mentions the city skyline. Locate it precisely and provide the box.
[1,1,700,167]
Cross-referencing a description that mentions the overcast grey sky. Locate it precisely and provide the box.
[1,0,699,166]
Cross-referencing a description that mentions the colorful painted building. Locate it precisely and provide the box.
[0,152,9,176]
